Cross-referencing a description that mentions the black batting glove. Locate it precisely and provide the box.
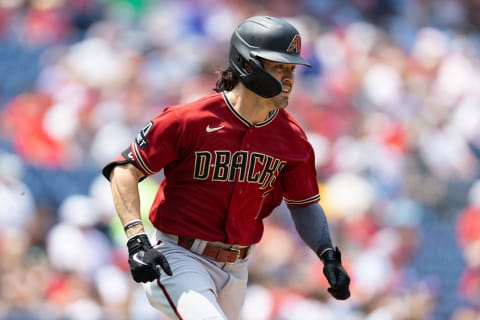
[127,233,172,283]
[320,247,351,300]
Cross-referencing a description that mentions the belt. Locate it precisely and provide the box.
[177,236,250,264]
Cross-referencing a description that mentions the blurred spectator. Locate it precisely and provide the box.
[456,180,480,310]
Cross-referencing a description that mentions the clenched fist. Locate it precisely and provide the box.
[320,247,350,300]
[127,233,172,283]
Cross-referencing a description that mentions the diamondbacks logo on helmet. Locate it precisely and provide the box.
[287,34,301,54]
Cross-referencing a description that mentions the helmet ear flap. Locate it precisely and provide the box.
[230,48,282,98]
[243,58,282,98]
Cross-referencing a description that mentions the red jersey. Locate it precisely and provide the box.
[103,92,320,245]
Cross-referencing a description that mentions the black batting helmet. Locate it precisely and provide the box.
[229,16,311,98]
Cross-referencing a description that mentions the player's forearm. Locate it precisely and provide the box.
[109,164,146,238]
[288,203,334,255]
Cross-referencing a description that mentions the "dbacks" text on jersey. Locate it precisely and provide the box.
[193,150,286,189]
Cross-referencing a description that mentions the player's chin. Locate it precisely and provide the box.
[273,95,289,109]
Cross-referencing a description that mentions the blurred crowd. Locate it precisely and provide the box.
[1,0,480,319]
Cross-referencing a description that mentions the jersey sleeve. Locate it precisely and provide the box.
[102,107,182,180]
[282,142,320,206]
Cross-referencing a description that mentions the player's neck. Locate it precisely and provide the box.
[226,87,276,125]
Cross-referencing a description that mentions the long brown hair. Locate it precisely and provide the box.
[213,66,239,92]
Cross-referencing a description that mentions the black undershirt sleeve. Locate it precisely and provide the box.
[102,147,146,182]
[288,202,333,256]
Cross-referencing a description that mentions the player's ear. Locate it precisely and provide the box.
[242,59,254,74]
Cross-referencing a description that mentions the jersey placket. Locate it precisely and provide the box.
[224,125,258,244]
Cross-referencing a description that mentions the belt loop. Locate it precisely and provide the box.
[190,238,208,255]
[228,247,241,264]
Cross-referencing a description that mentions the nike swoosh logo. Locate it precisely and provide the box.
[206,125,224,133]
[132,252,148,266]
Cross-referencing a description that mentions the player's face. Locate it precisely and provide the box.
[262,60,296,109]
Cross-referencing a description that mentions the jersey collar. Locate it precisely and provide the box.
[222,91,279,128]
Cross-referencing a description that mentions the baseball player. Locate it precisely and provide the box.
[103,16,350,320]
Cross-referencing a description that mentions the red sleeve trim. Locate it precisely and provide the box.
[131,142,155,175]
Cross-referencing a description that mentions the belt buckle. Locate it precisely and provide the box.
[229,247,241,263]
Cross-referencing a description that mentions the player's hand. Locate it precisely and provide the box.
[320,247,350,300]
[126,233,172,283]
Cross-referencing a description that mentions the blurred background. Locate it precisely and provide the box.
[1,0,480,319]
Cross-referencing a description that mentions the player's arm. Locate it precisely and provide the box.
[109,163,145,238]
[288,202,332,254]
[108,162,172,281]
[288,202,350,300]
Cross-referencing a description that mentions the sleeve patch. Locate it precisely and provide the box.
[135,121,153,149]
